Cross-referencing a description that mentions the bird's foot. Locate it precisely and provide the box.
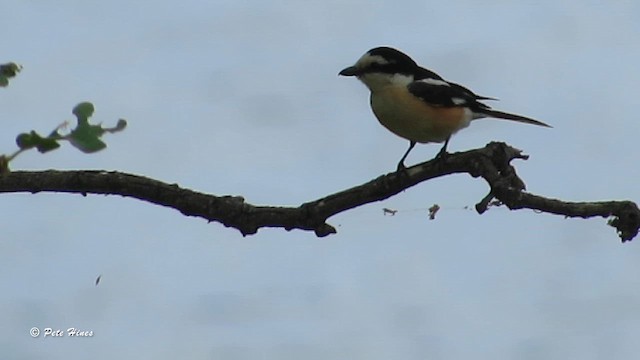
[396,160,412,173]
[434,147,449,161]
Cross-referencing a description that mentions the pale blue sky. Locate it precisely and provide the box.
[2,1,640,359]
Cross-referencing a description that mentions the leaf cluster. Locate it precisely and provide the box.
[1,64,126,173]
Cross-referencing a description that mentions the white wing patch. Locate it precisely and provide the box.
[417,78,450,86]
[451,97,466,105]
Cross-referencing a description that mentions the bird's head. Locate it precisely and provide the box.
[339,47,418,91]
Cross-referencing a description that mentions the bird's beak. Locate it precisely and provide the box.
[339,66,359,76]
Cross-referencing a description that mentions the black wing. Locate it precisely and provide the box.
[414,66,497,102]
[448,82,497,101]
[407,78,491,111]
[415,66,446,81]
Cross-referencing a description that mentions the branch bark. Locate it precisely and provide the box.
[1,142,637,241]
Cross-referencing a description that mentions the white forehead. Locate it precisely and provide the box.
[355,53,390,68]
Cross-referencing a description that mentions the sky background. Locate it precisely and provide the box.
[2,1,640,359]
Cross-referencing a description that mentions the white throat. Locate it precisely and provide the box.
[358,73,414,92]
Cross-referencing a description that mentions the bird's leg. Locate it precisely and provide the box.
[435,136,451,160]
[396,141,416,171]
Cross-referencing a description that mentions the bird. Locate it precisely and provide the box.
[339,46,551,170]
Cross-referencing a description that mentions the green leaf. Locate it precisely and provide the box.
[65,103,126,153]
[68,102,105,153]
[105,119,127,133]
[68,123,107,153]
[16,133,35,149]
[72,102,95,125]
[16,131,61,153]
[0,63,22,77]
[0,63,22,87]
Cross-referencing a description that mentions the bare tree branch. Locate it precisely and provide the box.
[1,142,637,241]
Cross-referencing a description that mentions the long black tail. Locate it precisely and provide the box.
[479,109,552,128]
